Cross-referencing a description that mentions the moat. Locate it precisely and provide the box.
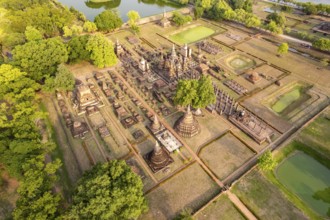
[56,0,181,21]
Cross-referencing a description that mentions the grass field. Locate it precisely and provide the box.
[195,194,245,220]
[169,26,215,44]
[142,163,220,219]
[276,152,330,217]
[226,55,256,71]
[298,109,330,156]
[232,169,308,220]
[199,133,254,180]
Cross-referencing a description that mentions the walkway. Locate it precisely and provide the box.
[279,34,312,46]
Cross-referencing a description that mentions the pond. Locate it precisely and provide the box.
[271,85,310,115]
[57,0,181,21]
[276,152,330,217]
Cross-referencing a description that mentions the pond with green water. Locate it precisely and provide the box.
[271,86,310,115]
[276,152,330,217]
[169,26,215,45]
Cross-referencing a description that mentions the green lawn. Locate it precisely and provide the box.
[169,26,215,44]
[276,152,330,217]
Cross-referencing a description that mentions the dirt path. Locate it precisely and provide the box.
[45,98,82,184]
[227,192,258,220]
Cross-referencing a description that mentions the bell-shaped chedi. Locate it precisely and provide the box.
[144,141,174,173]
[149,115,164,134]
[174,105,200,138]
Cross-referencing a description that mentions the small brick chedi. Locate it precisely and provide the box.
[144,141,174,173]
[175,106,200,138]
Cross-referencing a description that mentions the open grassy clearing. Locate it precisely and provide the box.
[199,133,255,180]
[141,163,220,220]
[195,194,245,220]
[169,26,215,45]
[236,38,330,91]
[297,108,330,156]
[232,169,308,220]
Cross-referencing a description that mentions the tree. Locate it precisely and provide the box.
[303,2,318,15]
[193,75,216,109]
[277,43,289,56]
[194,6,205,19]
[83,21,97,33]
[245,14,261,28]
[201,0,213,9]
[63,26,73,38]
[172,12,192,26]
[258,150,277,171]
[94,10,123,32]
[12,38,68,81]
[63,160,148,219]
[86,33,117,68]
[67,35,91,63]
[13,154,62,220]
[54,64,75,92]
[266,12,286,28]
[127,10,140,26]
[0,33,25,48]
[127,10,140,34]
[267,21,283,34]
[24,26,43,42]
[174,79,198,107]
[0,64,41,177]
[313,38,330,52]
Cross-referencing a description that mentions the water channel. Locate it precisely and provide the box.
[56,0,181,21]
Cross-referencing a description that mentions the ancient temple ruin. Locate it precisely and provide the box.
[75,84,100,113]
[70,121,89,139]
[175,106,200,138]
[157,44,198,82]
[144,141,174,173]
[159,10,171,28]
[149,115,165,134]
[207,85,238,116]
[246,70,261,84]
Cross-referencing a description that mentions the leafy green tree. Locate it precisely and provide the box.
[13,154,62,220]
[71,25,83,36]
[86,33,117,68]
[179,0,189,4]
[12,38,68,80]
[127,10,140,26]
[0,64,41,177]
[303,2,318,15]
[201,0,213,9]
[267,20,283,34]
[258,150,277,171]
[54,64,75,92]
[67,35,91,63]
[193,75,216,109]
[94,10,123,32]
[194,6,205,19]
[174,79,198,107]
[277,43,289,56]
[313,38,330,52]
[245,14,261,27]
[9,4,74,37]
[83,21,97,33]
[24,26,43,42]
[172,12,192,26]
[63,26,73,38]
[127,10,140,33]
[266,12,286,28]
[63,160,148,219]
[0,33,25,48]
